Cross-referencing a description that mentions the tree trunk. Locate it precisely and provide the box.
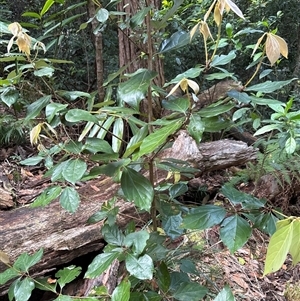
[0,136,257,295]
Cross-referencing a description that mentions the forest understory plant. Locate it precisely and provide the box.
[1,0,300,300]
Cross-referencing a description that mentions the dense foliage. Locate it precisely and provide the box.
[0,0,300,300]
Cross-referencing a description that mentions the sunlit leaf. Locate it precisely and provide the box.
[59,187,80,213]
[159,31,190,53]
[213,285,235,301]
[13,278,35,301]
[13,249,43,272]
[290,220,300,265]
[62,159,87,184]
[125,253,153,280]
[111,278,131,301]
[55,265,82,290]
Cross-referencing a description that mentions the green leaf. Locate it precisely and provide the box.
[159,31,190,53]
[55,265,82,290]
[96,8,109,23]
[202,116,231,132]
[165,67,204,85]
[85,251,122,278]
[47,160,70,182]
[162,214,184,240]
[118,69,157,109]
[214,285,235,301]
[162,97,190,113]
[285,137,296,154]
[245,78,297,93]
[220,215,252,253]
[0,268,19,285]
[112,117,124,153]
[232,108,249,121]
[187,113,205,143]
[20,156,44,166]
[182,205,226,230]
[125,253,153,280]
[137,118,183,158]
[169,183,188,199]
[40,0,55,16]
[62,159,87,184]
[198,103,235,118]
[157,261,171,293]
[34,67,54,77]
[249,96,284,106]
[58,90,91,101]
[123,126,148,158]
[169,272,190,291]
[13,277,35,301]
[121,167,154,211]
[84,137,114,154]
[227,90,251,104]
[172,282,208,301]
[31,186,62,208]
[111,278,131,301]
[34,277,57,291]
[264,219,293,275]
[13,249,43,273]
[130,291,162,301]
[102,224,125,246]
[180,259,198,275]
[59,187,80,213]
[289,220,300,265]
[205,72,235,80]
[65,109,98,123]
[53,295,73,301]
[254,124,281,136]
[46,103,68,123]
[124,230,149,256]
[130,7,151,28]
[0,87,19,107]
[210,50,236,67]
[22,11,41,19]
[26,95,51,121]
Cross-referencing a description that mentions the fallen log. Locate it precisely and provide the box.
[0,134,257,295]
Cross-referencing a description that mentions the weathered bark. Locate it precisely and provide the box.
[0,135,257,295]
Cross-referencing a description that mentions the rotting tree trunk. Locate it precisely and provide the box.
[0,135,257,295]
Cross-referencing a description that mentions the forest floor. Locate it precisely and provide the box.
[1,144,300,300]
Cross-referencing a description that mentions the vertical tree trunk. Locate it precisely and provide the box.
[87,0,105,100]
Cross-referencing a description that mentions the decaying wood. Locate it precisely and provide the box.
[0,132,257,295]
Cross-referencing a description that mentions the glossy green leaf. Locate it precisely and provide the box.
[59,187,80,213]
[210,50,236,67]
[165,67,204,85]
[169,272,190,291]
[249,96,284,106]
[53,295,73,301]
[58,90,91,101]
[289,220,300,265]
[46,103,68,123]
[232,108,249,121]
[205,72,235,80]
[125,253,153,280]
[245,78,297,93]
[254,124,281,136]
[40,0,55,16]
[182,205,226,230]
[172,282,208,301]
[112,117,124,153]
[13,277,35,301]
[124,230,149,256]
[157,261,170,293]
[227,90,251,104]
[0,87,19,107]
[123,125,148,158]
[26,95,51,121]
[20,156,44,166]
[162,97,190,113]
[13,249,43,272]
[0,268,19,285]
[34,277,57,291]
[62,159,87,184]
[102,224,125,246]
[85,250,122,278]
[220,215,252,253]
[96,8,109,23]
[162,214,184,240]
[121,167,154,211]
[34,67,54,77]
[118,69,157,109]
[285,137,296,154]
[264,220,293,275]
[22,11,41,19]
[169,183,188,199]
[159,31,190,53]
[137,118,183,158]
[65,109,98,123]
[129,291,162,301]
[31,186,62,208]
[180,259,198,275]
[214,285,235,301]
[198,103,235,118]
[202,117,231,132]
[55,265,82,290]
[111,278,131,301]
[84,137,114,154]
[187,113,205,143]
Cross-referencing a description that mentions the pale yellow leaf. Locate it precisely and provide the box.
[174,171,181,183]
[16,32,31,55]
[190,23,200,41]
[204,0,217,22]
[0,250,10,265]
[30,123,42,145]
[200,21,214,42]
[33,41,47,53]
[214,2,222,26]
[266,33,281,66]
[251,34,266,57]
[44,122,57,138]
[7,36,14,53]
[187,79,200,95]
[218,0,226,15]
[179,78,189,93]
[8,22,22,36]
[166,81,181,97]
[225,0,245,19]
[273,34,288,58]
